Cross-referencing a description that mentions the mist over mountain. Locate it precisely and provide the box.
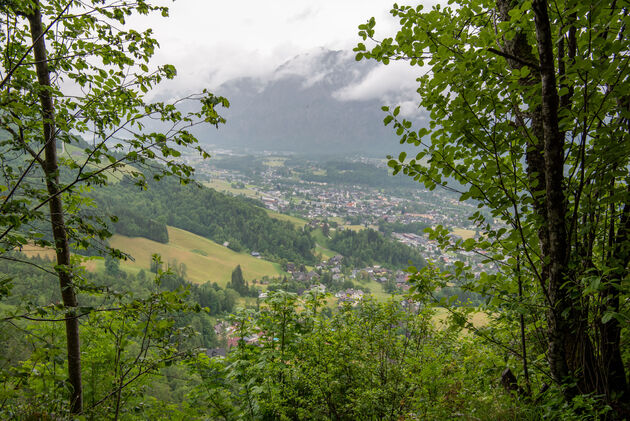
[194,49,425,156]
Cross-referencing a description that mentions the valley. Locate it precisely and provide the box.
[3,0,624,417]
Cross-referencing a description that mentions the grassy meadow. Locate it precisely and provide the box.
[108,226,284,285]
[203,179,260,199]
[452,228,475,239]
[265,210,308,228]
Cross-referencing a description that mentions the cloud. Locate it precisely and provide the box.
[289,7,319,23]
[130,0,406,95]
[333,61,424,103]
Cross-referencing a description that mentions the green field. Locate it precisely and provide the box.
[315,243,336,259]
[109,226,284,285]
[452,228,475,239]
[355,278,391,301]
[308,228,340,260]
[344,224,370,232]
[203,179,260,199]
[265,210,308,228]
[263,157,287,167]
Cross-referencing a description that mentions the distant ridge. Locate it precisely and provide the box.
[195,49,401,155]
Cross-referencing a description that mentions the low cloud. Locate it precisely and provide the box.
[332,61,428,119]
[333,61,422,102]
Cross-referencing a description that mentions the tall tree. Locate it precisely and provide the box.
[0,0,227,414]
[357,0,629,415]
[228,264,248,296]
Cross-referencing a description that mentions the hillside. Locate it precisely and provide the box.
[91,176,317,264]
[109,226,284,285]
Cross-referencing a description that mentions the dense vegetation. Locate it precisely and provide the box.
[301,160,419,189]
[358,0,630,416]
[107,206,169,243]
[328,228,425,269]
[0,0,228,414]
[0,256,221,418]
[180,292,577,420]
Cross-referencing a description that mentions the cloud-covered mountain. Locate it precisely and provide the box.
[195,49,425,156]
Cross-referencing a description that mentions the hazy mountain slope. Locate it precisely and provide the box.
[196,50,401,155]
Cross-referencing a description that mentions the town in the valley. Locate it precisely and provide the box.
[177,148,499,306]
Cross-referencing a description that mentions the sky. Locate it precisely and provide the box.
[133,0,433,102]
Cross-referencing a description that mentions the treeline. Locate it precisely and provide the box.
[0,251,230,416]
[225,265,258,297]
[159,272,239,317]
[378,220,430,236]
[328,228,425,269]
[212,155,266,176]
[108,206,169,243]
[301,160,419,188]
[91,177,316,264]
[267,272,364,295]
[0,252,227,348]
[3,251,239,319]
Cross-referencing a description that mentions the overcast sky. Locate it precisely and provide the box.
[133,0,433,101]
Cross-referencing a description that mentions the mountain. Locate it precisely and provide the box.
[194,49,405,156]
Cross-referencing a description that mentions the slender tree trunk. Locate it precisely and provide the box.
[26,2,83,413]
[497,0,550,394]
[516,254,531,395]
[532,0,578,401]
[600,197,630,414]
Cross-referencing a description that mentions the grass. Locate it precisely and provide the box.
[315,243,336,259]
[452,228,476,239]
[342,224,378,232]
[310,229,338,260]
[344,224,367,232]
[355,278,392,301]
[263,157,287,167]
[18,245,117,274]
[432,307,490,330]
[203,179,260,199]
[19,245,56,260]
[265,210,308,228]
[108,226,285,286]
[329,217,345,225]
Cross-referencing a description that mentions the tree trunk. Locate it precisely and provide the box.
[532,0,577,401]
[600,197,630,414]
[498,0,627,413]
[26,2,83,414]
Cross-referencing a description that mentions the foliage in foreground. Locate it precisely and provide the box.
[183,292,544,420]
[0,270,204,420]
[0,0,227,413]
[357,0,630,416]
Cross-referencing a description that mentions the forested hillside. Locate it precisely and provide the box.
[92,177,317,264]
[301,160,419,188]
[328,228,424,268]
